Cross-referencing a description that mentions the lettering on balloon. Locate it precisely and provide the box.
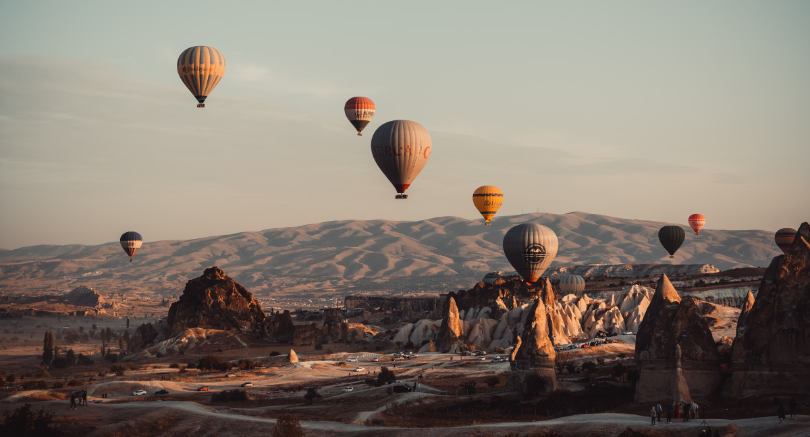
[523,244,546,266]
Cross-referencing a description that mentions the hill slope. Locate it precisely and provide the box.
[0,212,779,304]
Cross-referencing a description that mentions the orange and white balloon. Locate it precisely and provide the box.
[344,97,375,135]
[688,214,705,235]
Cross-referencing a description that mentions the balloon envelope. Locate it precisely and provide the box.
[775,228,797,255]
[502,223,558,283]
[344,97,375,135]
[558,273,586,294]
[119,231,143,262]
[370,120,431,198]
[688,214,705,235]
[658,226,685,258]
[472,186,504,226]
[177,46,225,108]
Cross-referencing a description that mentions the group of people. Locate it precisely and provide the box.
[650,401,700,425]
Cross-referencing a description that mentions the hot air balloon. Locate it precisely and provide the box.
[775,228,797,255]
[472,186,504,226]
[558,273,586,294]
[120,231,143,262]
[502,223,559,284]
[370,120,431,199]
[658,225,685,258]
[177,46,225,108]
[344,97,375,135]
[688,214,705,235]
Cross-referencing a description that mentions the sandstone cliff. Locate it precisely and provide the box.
[728,222,810,398]
[635,274,721,402]
[166,266,266,335]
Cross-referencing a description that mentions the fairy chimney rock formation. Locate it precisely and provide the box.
[635,274,721,402]
[167,266,266,334]
[728,222,810,398]
[436,296,464,352]
[289,348,299,363]
[509,299,557,394]
[735,290,756,337]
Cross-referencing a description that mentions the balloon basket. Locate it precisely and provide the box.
[357,132,362,136]
[197,103,205,108]
[395,194,408,199]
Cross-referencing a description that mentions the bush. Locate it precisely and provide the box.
[0,404,60,436]
[272,414,303,437]
[198,355,229,371]
[169,363,180,369]
[110,365,126,376]
[269,351,280,357]
[237,359,259,370]
[211,389,250,403]
[377,367,396,386]
[304,387,321,405]
[462,381,476,395]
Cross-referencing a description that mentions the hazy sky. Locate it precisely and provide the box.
[1,1,808,249]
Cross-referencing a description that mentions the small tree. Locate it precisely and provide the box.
[304,387,321,405]
[42,331,54,366]
[272,414,303,437]
[0,404,58,436]
[462,381,476,395]
[377,367,396,386]
[485,376,499,388]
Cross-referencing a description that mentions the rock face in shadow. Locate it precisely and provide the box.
[635,274,721,402]
[167,266,266,335]
[264,310,295,343]
[728,222,810,398]
[436,296,464,352]
[509,299,557,395]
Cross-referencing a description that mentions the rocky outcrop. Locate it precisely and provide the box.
[264,310,295,343]
[728,222,810,398]
[436,296,464,352]
[64,286,103,307]
[734,290,755,338]
[635,274,721,402]
[289,348,299,363]
[166,267,266,335]
[509,299,557,394]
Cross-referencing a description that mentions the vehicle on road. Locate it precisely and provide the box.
[154,389,169,395]
[131,390,147,396]
[241,382,253,387]
[342,386,354,393]
[197,386,209,392]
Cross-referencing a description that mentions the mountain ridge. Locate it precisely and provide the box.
[0,212,781,302]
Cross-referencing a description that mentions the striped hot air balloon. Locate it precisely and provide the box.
[472,186,504,226]
[344,97,375,135]
[119,231,143,262]
[177,46,226,108]
[370,120,431,199]
[558,273,586,294]
[774,228,797,255]
[658,225,685,258]
[688,214,705,235]
[502,223,559,284]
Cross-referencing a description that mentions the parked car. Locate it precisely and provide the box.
[197,386,209,392]
[241,382,253,387]
[581,344,590,349]
[131,390,147,396]
[342,386,354,393]
[478,356,487,361]
[226,373,237,378]
[346,358,358,363]
[392,384,411,393]
[154,389,169,395]
[353,367,365,372]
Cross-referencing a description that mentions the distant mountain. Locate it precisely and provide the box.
[0,212,780,305]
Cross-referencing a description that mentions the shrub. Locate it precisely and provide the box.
[0,404,59,436]
[272,414,303,437]
[211,389,250,403]
[198,355,229,371]
[462,381,476,395]
[169,363,180,369]
[304,387,321,405]
[110,365,126,376]
[237,359,259,370]
[376,367,395,386]
[269,351,280,357]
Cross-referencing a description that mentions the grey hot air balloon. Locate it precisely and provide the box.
[370,120,432,199]
[502,223,559,283]
[558,273,586,294]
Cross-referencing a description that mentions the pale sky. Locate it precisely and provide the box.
[1,1,808,249]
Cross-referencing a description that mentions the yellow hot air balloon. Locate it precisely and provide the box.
[177,46,225,108]
[472,185,503,226]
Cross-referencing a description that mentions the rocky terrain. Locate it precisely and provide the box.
[0,212,781,308]
[728,222,810,398]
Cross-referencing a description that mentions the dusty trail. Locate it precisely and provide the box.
[90,400,810,436]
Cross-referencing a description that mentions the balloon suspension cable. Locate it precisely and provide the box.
[197,103,205,108]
